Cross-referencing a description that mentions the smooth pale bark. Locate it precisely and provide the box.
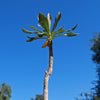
[43,41,53,100]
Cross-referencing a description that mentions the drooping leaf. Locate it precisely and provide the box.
[26,36,47,42]
[51,12,61,32]
[38,13,49,33]
[64,32,79,37]
[66,24,78,32]
[28,25,42,33]
[42,41,48,48]
[22,29,34,34]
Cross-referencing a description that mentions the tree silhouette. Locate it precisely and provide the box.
[91,33,100,98]
[75,33,100,100]
[75,91,100,100]
[22,12,78,100]
[0,83,11,100]
[31,95,43,100]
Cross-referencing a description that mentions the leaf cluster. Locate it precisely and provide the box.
[22,12,79,48]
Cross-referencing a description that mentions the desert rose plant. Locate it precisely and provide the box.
[22,12,78,100]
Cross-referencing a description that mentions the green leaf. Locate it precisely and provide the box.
[51,26,66,38]
[53,34,64,38]
[57,26,64,31]
[51,12,61,32]
[66,24,78,32]
[56,29,66,34]
[38,13,49,33]
[51,26,64,35]
[26,36,47,42]
[22,28,48,37]
[37,24,47,32]
[22,29,34,34]
[64,32,79,37]
[28,25,42,33]
[22,29,41,35]
[53,29,66,35]
[52,30,66,38]
[53,32,79,39]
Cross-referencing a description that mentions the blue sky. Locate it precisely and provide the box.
[0,0,100,100]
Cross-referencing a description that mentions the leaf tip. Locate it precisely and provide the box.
[47,13,51,20]
[58,11,61,15]
[22,28,24,31]
[26,39,31,42]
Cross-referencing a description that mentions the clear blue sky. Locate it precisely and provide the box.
[0,0,100,100]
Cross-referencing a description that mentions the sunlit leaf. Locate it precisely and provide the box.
[64,32,79,37]
[28,25,42,33]
[53,32,79,38]
[38,13,49,33]
[37,24,42,28]
[47,13,51,29]
[51,12,61,32]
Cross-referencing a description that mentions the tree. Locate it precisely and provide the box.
[35,95,43,100]
[31,95,43,100]
[0,83,11,100]
[90,33,100,98]
[75,33,100,100]
[75,91,100,100]
[91,33,100,64]
[22,12,78,100]
[76,33,100,100]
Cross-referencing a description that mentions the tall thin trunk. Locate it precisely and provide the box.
[43,41,53,100]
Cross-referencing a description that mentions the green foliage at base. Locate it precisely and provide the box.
[31,95,43,100]
[0,83,11,100]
